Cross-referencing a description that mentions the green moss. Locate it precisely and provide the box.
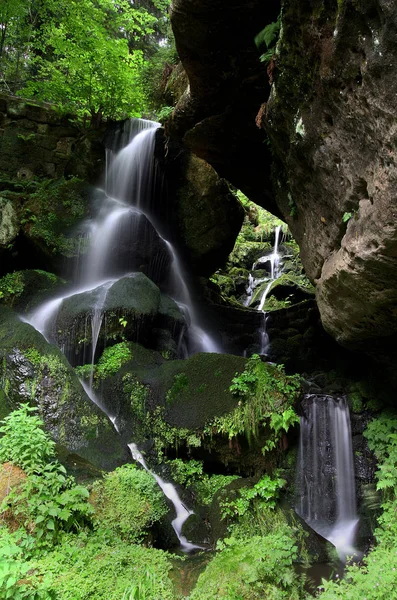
[90,464,168,543]
[153,353,247,430]
[166,372,189,404]
[95,342,132,380]
[122,373,148,421]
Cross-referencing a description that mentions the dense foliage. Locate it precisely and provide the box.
[205,354,301,449]
[0,406,175,599]
[0,0,174,122]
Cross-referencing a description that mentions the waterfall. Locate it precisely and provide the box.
[23,118,216,552]
[296,395,359,560]
[26,119,220,357]
[244,225,283,355]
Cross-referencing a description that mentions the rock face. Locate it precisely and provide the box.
[0,93,105,181]
[169,0,397,363]
[0,307,128,470]
[264,0,397,358]
[155,134,245,276]
[168,0,280,215]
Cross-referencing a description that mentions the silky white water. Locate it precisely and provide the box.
[128,443,203,552]
[244,225,282,355]
[296,395,359,561]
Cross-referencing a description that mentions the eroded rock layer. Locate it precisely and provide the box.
[170,0,397,358]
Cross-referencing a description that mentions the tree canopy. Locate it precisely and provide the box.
[0,0,174,123]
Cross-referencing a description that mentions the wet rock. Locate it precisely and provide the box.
[155,135,244,276]
[0,306,128,470]
[54,274,185,362]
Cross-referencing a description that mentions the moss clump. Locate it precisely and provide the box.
[90,464,168,542]
[22,177,89,257]
[95,342,132,380]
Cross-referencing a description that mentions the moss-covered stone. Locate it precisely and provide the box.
[250,272,314,310]
[54,274,185,359]
[152,353,247,430]
[0,269,64,312]
[0,306,128,470]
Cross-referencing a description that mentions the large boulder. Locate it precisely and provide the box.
[54,273,186,363]
[157,145,245,276]
[0,306,128,470]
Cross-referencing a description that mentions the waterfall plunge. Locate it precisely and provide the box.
[296,395,359,561]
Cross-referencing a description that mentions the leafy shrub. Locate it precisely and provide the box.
[22,531,175,600]
[0,406,93,548]
[190,531,302,599]
[220,473,286,519]
[166,458,239,505]
[204,355,301,448]
[0,405,56,473]
[90,464,167,542]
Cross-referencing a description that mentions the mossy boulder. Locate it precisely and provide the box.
[54,274,185,362]
[0,269,65,312]
[90,349,245,439]
[250,272,314,310]
[0,306,128,470]
[152,353,247,430]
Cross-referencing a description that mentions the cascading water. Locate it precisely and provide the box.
[24,118,217,552]
[296,395,359,561]
[129,444,203,552]
[26,119,219,359]
[244,225,282,355]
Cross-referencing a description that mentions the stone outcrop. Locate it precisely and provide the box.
[168,0,281,215]
[155,133,244,276]
[264,0,397,358]
[169,0,397,363]
[0,93,105,181]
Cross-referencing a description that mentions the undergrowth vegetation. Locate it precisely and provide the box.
[205,354,301,451]
[0,405,175,599]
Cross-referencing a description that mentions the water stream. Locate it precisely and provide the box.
[129,443,203,552]
[296,395,359,561]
